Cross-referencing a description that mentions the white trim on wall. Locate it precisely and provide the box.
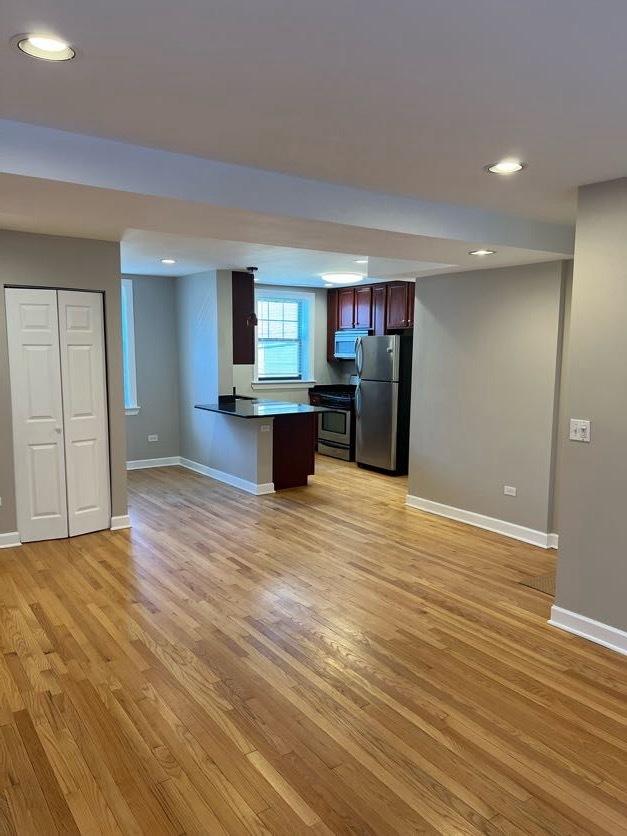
[127,457,181,470]
[406,494,557,549]
[121,278,140,413]
[179,458,275,495]
[0,532,21,549]
[549,606,627,657]
[126,456,275,496]
[110,515,132,530]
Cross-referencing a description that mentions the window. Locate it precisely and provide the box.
[120,278,139,414]
[255,289,314,383]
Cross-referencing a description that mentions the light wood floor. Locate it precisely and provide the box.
[0,458,626,835]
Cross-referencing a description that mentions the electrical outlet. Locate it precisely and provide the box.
[504,485,517,497]
[569,419,591,443]
[260,425,270,433]
[147,434,159,442]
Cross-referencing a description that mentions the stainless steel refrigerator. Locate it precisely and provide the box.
[355,334,413,474]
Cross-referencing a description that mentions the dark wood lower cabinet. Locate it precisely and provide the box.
[272,413,317,489]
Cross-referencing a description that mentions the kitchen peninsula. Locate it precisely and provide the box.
[195,398,330,490]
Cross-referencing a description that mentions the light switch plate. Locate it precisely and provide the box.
[569,419,591,443]
[504,485,517,497]
[148,434,159,442]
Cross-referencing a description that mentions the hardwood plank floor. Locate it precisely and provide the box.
[0,457,626,834]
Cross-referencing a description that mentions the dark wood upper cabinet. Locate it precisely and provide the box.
[372,284,387,336]
[386,282,410,330]
[407,282,415,328]
[326,288,338,362]
[338,288,355,329]
[327,280,413,349]
[354,286,373,330]
[232,271,256,365]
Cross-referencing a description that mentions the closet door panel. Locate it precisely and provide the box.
[5,288,69,541]
[58,291,110,536]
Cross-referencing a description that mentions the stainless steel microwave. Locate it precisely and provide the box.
[334,329,369,360]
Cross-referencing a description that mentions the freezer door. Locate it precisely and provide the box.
[356,380,398,470]
[357,335,399,381]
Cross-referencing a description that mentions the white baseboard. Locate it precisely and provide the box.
[110,514,132,530]
[547,533,559,549]
[179,457,274,495]
[549,605,627,657]
[406,494,554,549]
[0,532,21,549]
[126,455,274,496]
[126,456,181,470]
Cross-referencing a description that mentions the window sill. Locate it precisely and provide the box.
[251,380,316,391]
[125,406,141,416]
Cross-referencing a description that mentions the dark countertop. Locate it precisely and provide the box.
[195,399,332,419]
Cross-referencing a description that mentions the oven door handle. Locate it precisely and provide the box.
[318,438,350,450]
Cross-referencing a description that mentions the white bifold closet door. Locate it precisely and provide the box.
[57,290,110,537]
[5,288,110,542]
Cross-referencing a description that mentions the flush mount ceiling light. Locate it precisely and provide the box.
[15,34,75,61]
[354,259,368,264]
[485,159,525,175]
[160,258,176,265]
[469,249,496,256]
[321,272,364,284]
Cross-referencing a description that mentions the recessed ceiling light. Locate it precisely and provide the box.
[469,249,496,256]
[354,259,368,264]
[321,272,364,285]
[15,34,75,61]
[486,159,525,175]
[161,258,176,265]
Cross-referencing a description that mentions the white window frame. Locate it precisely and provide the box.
[253,288,316,388]
[121,278,140,415]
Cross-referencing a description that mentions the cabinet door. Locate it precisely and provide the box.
[354,286,373,329]
[386,283,410,330]
[372,284,387,335]
[326,288,338,362]
[232,271,256,365]
[338,288,355,329]
[407,282,415,327]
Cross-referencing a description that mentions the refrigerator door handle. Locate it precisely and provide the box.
[355,382,361,417]
[355,337,364,377]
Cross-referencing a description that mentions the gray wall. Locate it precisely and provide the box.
[555,179,627,631]
[233,285,350,402]
[408,261,567,534]
[125,275,180,461]
[175,270,272,485]
[0,230,127,533]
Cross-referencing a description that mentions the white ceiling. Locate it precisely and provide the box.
[2,0,627,224]
[122,230,450,284]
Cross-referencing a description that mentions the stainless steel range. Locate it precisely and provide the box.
[308,384,356,461]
